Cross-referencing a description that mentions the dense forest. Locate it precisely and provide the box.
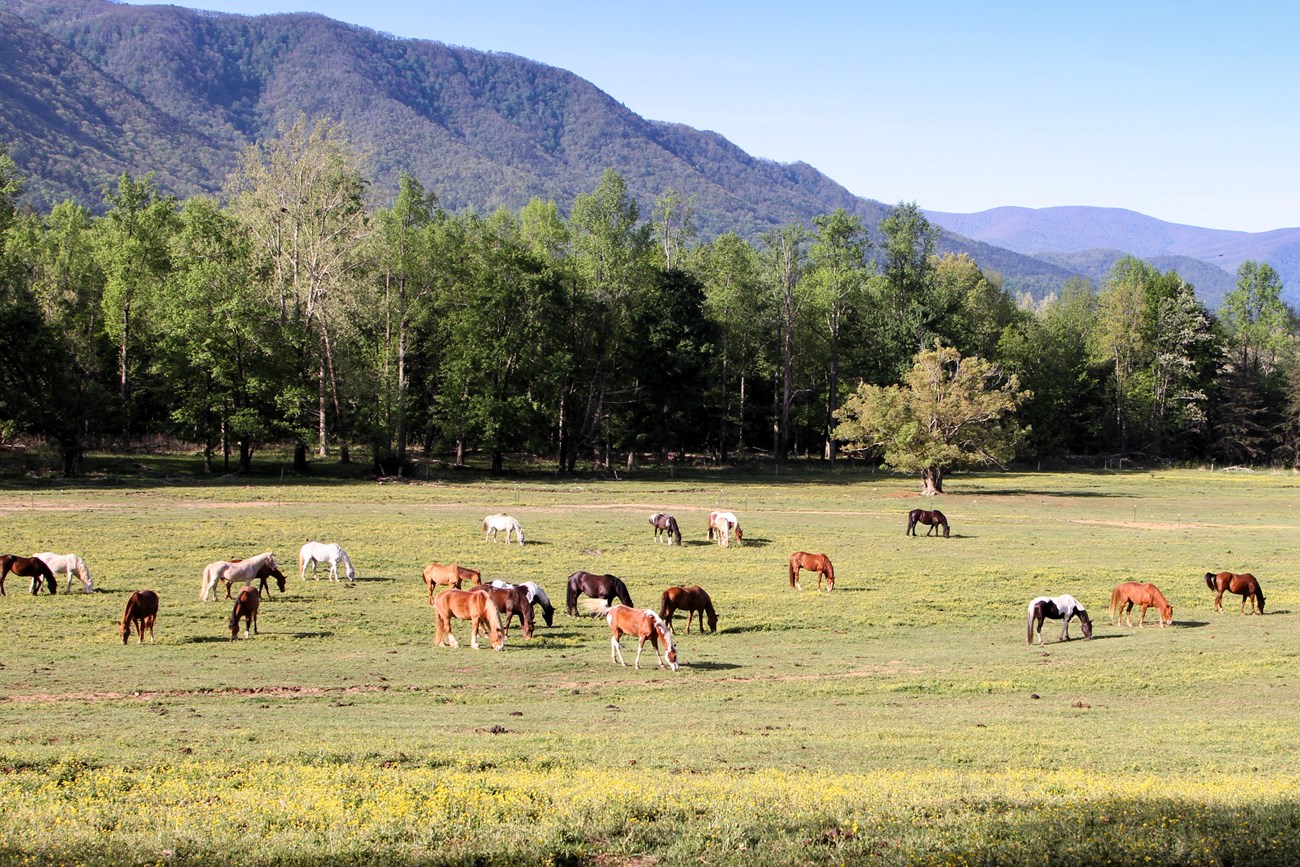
[1,118,1296,480]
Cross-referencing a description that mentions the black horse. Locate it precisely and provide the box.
[906,508,949,538]
[0,554,57,596]
[566,570,634,616]
[648,513,682,546]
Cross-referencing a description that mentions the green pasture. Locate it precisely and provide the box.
[1,464,1299,864]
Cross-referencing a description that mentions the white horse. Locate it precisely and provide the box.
[1027,594,1094,645]
[298,541,356,582]
[32,552,93,593]
[483,514,525,545]
[200,552,280,602]
[707,511,743,547]
[490,579,555,626]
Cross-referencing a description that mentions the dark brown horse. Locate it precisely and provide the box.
[1205,571,1265,615]
[789,552,835,591]
[566,571,633,616]
[648,512,682,545]
[907,509,949,538]
[472,583,535,639]
[120,590,159,644]
[659,585,717,633]
[229,586,260,639]
[0,554,57,596]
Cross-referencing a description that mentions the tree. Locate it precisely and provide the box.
[762,222,810,467]
[834,343,1029,495]
[872,201,943,379]
[807,210,868,463]
[651,188,695,271]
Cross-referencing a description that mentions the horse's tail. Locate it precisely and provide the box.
[1204,572,1216,591]
[1026,603,1036,644]
[482,597,504,648]
[566,580,578,616]
[1109,585,1122,622]
[789,556,797,588]
[582,598,614,618]
[658,589,672,621]
[433,598,448,646]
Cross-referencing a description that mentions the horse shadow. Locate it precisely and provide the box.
[1170,620,1209,628]
[175,635,240,644]
[734,537,770,548]
[287,631,335,639]
[686,661,742,671]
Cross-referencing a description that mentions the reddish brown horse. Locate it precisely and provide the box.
[422,563,482,604]
[1109,581,1173,627]
[591,602,679,671]
[472,583,535,639]
[0,554,57,596]
[907,509,949,537]
[1205,571,1265,615]
[434,588,504,650]
[229,586,260,639]
[789,552,835,591]
[120,590,159,644]
[659,585,717,634]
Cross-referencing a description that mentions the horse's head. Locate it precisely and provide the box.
[658,622,679,671]
[271,566,287,593]
[1161,603,1174,626]
[705,607,718,632]
[733,525,743,543]
[519,594,536,639]
[1078,610,1093,639]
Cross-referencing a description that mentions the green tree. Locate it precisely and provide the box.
[808,210,869,463]
[762,222,810,467]
[872,201,943,379]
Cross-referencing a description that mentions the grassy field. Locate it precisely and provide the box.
[1,461,1299,864]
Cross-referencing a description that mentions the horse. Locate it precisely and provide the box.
[588,601,679,671]
[649,512,682,546]
[789,552,835,591]
[32,552,93,593]
[566,570,634,616]
[298,541,356,582]
[433,588,504,650]
[472,583,535,640]
[0,554,57,596]
[483,514,525,545]
[659,585,717,634]
[490,579,555,626]
[120,590,158,644]
[421,563,482,604]
[1109,581,1173,628]
[707,511,742,547]
[199,552,284,602]
[1026,595,1093,645]
[229,586,260,640]
[907,509,950,537]
[1205,571,1265,615]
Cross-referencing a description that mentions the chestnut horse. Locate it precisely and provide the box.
[659,585,717,634]
[1205,571,1265,615]
[789,552,835,591]
[566,571,634,616]
[229,586,260,640]
[0,554,57,596]
[1109,581,1173,627]
[422,563,482,604]
[472,583,535,639]
[589,601,679,671]
[1027,594,1092,645]
[907,509,949,537]
[707,511,742,547]
[120,590,158,644]
[434,588,504,650]
[648,512,682,545]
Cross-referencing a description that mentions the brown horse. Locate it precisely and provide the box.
[0,554,57,596]
[907,509,949,537]
[422,563,482,604]
[120,590,159,644]
[1205,571,1265,615]
[434,588,504,650]
[659,585,717,633]
[590,601,679,671]
[566,571,634,616]
[229,586,260,640]
[789,552,835,591]
[1109,581,1173,627]
[472,583,535,640]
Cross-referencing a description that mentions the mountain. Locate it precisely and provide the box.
[926,205,1300,306]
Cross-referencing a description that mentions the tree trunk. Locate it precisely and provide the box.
[827,331,839,466]
[294,441,308,472]
[921,466,944,496]
[238,440,253,473]
[491,450,503,473]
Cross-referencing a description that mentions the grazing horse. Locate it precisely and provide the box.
[648,513,682,546]
[483,514,525,545]
[659,585,717,634]
[0,555,57,596]
[589,601,679,671]
[473,583,535,639]
[229,586,260,640]
[421,563,482,604]
[120,590,158,644]
[200,552,284,602]
[789,552,835,591]
[433,588,504,650]
[707,511,743,547]
[298,541,356,582]
[490,579,555,626]
[566,570,634,616]
[32,552,93,593]
[907,509,950,537]
[1027,595,1093,645]
[1110,582,1174,628]
[1205,571,1265,615]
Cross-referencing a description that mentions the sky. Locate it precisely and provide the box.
[121,0,1300,232]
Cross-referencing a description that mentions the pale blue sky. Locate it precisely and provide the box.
[122,0,1300,232]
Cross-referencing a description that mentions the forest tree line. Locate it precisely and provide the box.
[0,117,1296,478]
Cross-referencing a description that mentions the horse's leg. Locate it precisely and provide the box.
[611,634,625,666]
[793,567,803,592]
[1138,604,1147,628]
[1214,589,1224,613]
[469,615,481,649]
[633,636,645,669]
[685,610,693,635]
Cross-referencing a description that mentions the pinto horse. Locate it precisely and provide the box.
[1027,595,1092,645]
[490,579,555,626]
[789,552,835,591]
[589,601,679,671]
[200,553,286,602]
[707,511,743,547]
[566,570,634,616]
[907,509,949,537]
[33,553,93,593]
[473,583,535,639]
[659,585,717,634]
[1110,581,1173,628]
[120,590,158,644]
[434,588,504,650]
[229,586,260,640]
[298,541,356,582]
[483,514,525,545]
[1205,571,1265,615]
[0,554,57,596]
[422,563,482,604]
[648,513,682,546]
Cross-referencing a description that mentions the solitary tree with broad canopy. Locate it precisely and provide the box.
[834,343,1029,495]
